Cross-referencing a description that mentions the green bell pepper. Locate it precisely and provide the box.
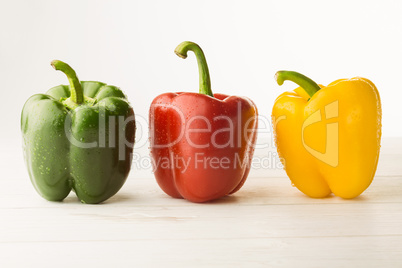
[21,60,135,204]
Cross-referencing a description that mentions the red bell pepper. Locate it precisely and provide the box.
[149,41,258,203]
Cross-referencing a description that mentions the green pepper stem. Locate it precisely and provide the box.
[175,41,213,97]
[51,60,83,105]
[275,70,320,98]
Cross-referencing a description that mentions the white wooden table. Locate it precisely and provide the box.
[1,138,401,267]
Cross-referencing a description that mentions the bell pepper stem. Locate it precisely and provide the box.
[275,70,320,98]
[51,60,84,105]
[174,41,213,97]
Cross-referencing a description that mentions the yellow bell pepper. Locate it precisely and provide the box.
[272,71,382,198]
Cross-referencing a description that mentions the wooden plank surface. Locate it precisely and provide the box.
[0,138,401,267]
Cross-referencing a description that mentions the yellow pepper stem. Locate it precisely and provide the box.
[275,70,321,98]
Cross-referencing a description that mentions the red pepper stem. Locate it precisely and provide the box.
[51,60,84,105]
[275,70,320,98]
[174,41,213,97]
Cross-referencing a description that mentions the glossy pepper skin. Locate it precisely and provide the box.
[149,41,258,203]
[21,60,135,204]
[272,71,381,199]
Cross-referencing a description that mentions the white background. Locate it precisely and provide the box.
[1,0,402,155]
